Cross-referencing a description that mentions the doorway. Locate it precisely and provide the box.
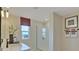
[36,24,49,51]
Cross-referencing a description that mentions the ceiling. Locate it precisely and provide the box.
[5,7,79,21]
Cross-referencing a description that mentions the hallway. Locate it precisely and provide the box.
[1,7,79,51]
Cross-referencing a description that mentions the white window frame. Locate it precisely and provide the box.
[21,25,30,40]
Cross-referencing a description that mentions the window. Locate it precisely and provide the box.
[42,28,46,39]
[21,25,30,39]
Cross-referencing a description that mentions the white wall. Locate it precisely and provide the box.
[48,11,79,51]
[46,12,63,51]
[47,11,79,51]
[53,13,63,51]
[47,12,54,51]
[62,12,79,51]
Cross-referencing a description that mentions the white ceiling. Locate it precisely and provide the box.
[6,7,79,21]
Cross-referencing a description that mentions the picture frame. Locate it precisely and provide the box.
[65,16,78,29]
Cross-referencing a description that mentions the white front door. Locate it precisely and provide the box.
[36,25,49,51]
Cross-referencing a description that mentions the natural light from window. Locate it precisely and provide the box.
[21,25,30,39]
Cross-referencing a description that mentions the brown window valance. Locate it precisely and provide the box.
[20,17,31,26]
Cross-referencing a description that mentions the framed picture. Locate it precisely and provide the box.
[65,16,78,29]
